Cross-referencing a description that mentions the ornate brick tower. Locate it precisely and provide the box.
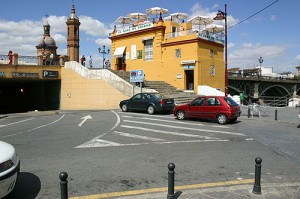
[66,3,80,62]
[36,20,58,65]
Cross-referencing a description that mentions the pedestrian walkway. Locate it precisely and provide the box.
[240,105,299,124]
[69,180,300,199]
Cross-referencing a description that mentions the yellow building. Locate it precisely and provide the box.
[110,17,225,94]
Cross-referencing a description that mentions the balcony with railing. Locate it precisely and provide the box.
[164,29,224,44]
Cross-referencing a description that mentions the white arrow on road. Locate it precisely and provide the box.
[78,115,92,127]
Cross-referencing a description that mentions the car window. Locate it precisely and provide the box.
[142,94,151,100]
[153,93,163,99]
[225,97,238,106]
[191,97,205,106]
[206,98,221,106]
[132,94,142,100]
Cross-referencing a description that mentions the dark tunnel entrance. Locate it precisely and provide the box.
[0,79,61,114]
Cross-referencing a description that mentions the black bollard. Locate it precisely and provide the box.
[167,163,175,199]
[275,110,278,121]
[252,157,262,195]
[59,172,68,199]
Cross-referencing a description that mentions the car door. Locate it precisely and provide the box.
[127,93,143,111]
[140,93,151,110]
[202,97,222,119]
[189,97,205,118]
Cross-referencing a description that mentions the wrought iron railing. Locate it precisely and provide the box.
[0,54,38,65]
[18,55,38,65]
[0,54,9,64]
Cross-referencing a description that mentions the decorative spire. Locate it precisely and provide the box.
[69,0,78,19]
[43,14,50,36]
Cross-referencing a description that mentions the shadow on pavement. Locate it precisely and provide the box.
[4,172,41,199]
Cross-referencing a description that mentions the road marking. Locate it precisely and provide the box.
[118,111,173,119]
[76,138,228,148]
[114,131,165,141]
[76,138,147,148]
[0,114,65,138]
[0,118,35,128]
[121,115,230,128]
[69,178,254,199]
[78,115,92,127]
[123,120,245,136]
[121,125,220,140]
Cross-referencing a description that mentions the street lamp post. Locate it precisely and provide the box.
[258,56,263,79]
[214,4,228,96]
[98,45,110,68]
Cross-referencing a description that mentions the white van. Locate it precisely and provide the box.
[0,141,20,198]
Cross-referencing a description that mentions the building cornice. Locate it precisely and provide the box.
[109,25,166,40]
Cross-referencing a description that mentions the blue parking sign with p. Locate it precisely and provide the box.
[130,69,144,83]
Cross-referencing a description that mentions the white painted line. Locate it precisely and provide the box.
[110,111,121,132]
[78,115,92,127]
[76,138,229,148]
[122,115,231,129]
[121,125,220,140]
[118,112,173,119]
[122,115,205,126]
[123,120,245,136]
[0,118,35,128]
[114,131,165,141]
[0,114,65,138]
[76,139,148,148]
[245,138,254,141]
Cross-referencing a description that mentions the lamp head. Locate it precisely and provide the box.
[214,12,225,20]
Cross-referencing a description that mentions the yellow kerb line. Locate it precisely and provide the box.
[69,178,254,199]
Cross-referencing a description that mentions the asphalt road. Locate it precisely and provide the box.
[0,109,299,199]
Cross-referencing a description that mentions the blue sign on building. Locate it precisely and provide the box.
[130,70,144,83]
[0,72,4,77]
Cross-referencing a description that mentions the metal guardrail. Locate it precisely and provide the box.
[164,29,224,44]
[259,96,289,107]
[0,54,38,65]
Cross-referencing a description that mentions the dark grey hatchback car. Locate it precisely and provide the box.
[119,93,175,114]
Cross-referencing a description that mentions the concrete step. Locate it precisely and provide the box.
[110,69,198,104]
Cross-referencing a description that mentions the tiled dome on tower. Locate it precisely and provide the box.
[36,19,58,65]
[36,21,57,49]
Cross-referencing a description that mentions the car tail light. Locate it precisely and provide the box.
[0,160,14,173]
[160,99,164,105]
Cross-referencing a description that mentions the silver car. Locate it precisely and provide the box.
[0,141,20,198]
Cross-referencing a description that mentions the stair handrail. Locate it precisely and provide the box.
[64,61,156,96]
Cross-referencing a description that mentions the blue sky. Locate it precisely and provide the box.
[1,0,299,72]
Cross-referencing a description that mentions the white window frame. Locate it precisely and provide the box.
[144,39,153,61]
[210,65,215,76]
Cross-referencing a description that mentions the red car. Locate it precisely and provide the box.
[173,96,241,124]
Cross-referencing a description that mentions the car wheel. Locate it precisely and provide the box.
[147,105,155,115]
[176,110,186,120]
[217,114,228,124]
[121,104,128,112]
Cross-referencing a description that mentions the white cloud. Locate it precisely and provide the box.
[295,54,300,61]
[189,3,239,27]
[229,43,286,69]
[95,38,111,49]
[0,15,112,56]
[79,15,112,37]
